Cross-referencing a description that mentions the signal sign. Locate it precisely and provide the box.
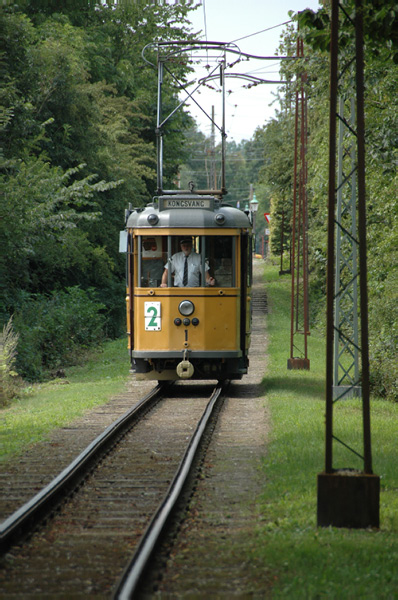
[264,213,271,223]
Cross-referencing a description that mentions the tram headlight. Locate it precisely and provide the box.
[178,300,195,316]
[215,213,225,225]
[147,213,159,225]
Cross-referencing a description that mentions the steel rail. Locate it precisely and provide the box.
[114,381,227,600]
[0,383,166,555]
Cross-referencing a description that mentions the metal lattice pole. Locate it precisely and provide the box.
[333,97,360,399]
[317,0,379,529]
[288,36,310,371]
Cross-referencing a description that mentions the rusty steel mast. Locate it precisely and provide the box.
[317,0,379,529]
[288,36,310,371]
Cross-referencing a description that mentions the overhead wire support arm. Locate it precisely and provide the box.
[142,40,242,66]
[204,73,288,86]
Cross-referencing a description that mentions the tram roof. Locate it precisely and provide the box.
[126,195,251,230]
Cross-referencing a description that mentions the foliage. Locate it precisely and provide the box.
[1,2,196,380]
[2,158,119,300]
[13,287,105,382]
[295,1,398,62]
[257,3,398,400]
[367,172,398,400]
[256,114,295,256]
[0,317,20,405]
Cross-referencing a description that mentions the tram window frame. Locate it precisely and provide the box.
[138,235,167,288]
[126,232,133,287]
[248,234,253,287]
[203,236,236,287]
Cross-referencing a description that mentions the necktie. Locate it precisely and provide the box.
[183,256,188,286]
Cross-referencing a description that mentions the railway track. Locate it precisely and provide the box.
[0,383,165,554]
[0,381,227,597]
[1,264,268,597]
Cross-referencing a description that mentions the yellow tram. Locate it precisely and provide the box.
[122,40,256,380]
[124,195,252,381]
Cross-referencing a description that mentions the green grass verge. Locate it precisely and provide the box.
[257,260,398,598]
[0,337,130,462]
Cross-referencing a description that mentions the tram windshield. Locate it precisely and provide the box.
[138,235,236,288]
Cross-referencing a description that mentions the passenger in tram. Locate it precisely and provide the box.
[160,237,215,287]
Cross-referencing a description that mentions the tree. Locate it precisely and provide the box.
[1,1,198,377]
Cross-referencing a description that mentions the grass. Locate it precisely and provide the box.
[256,259,398,598]
[0,337,130,462]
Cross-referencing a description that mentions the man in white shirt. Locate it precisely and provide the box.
[160,238,215,287]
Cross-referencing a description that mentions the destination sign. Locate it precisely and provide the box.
[159,196,214,211]
[164,198,212,209]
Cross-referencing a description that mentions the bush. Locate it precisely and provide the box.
[369,271,398,401]
[13,287,105,381]
[0,316,20,405]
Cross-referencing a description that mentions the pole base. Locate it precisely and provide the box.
[317,471,380,528]
[287,357,310,370]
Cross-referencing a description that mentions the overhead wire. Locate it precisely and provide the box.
[229,20,293,45]
[180,14,295,154]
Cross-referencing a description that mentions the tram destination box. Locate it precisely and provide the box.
[158,195,215,211]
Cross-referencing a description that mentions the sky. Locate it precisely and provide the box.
[181,0,321,143]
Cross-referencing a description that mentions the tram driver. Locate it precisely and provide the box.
[160,237,215,287]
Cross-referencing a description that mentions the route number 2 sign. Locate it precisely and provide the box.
[144,302,161,331]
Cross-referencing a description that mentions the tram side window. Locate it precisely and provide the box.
[207,236,234,287]
[139,236,165,287]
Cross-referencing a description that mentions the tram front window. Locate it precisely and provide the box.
[160,236,214,288]
[140,235,235,288]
